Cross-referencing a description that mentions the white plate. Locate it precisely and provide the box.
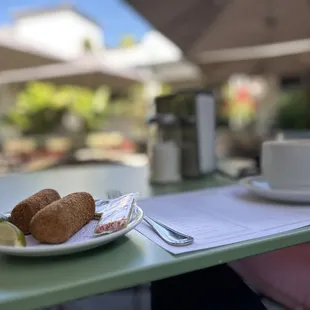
[240,175,310,203]
[0,206,144,257]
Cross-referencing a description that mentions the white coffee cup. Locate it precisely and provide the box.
[262,139,310,190]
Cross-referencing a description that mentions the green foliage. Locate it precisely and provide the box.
[2,111,30,131]
[129,84,147,119]
[83,38,93,52]
[16,82,57,112]
[3,82,111,134]
[2,81,149,136]
[92,86,109,113]
[119,34,136,48]
[160,84,172,96]
[276,89,310,130]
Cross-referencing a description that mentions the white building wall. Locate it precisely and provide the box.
[103,31,201,87]
[104,31,182,68]
[14,10,103,59]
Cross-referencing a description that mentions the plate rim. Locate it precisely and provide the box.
[0,206,144,256]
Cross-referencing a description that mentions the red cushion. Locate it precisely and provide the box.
[230,243,310,309]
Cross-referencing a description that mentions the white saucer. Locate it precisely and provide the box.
[239,175,310,203]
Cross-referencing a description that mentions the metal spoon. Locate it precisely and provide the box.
[106,190,194,247]
[143,215,194,246]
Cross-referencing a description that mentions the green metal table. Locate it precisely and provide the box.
[0,164,309,310]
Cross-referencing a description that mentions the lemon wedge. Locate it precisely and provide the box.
[0,221,26,247]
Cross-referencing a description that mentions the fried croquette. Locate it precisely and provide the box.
[30,192,95,244]
[11,189,61,234]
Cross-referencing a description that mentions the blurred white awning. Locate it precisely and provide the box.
[0,55,148,89]
[196,39,310,63]
[194,39,310,83]
[0,33,63,71]
[139,60,202,84]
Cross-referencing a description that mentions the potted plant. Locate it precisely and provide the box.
[2,82,110,135]
[275,89,310,139]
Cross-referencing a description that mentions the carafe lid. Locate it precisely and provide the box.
[147,113,180,127]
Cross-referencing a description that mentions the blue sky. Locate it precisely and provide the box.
[0,0,152,47]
